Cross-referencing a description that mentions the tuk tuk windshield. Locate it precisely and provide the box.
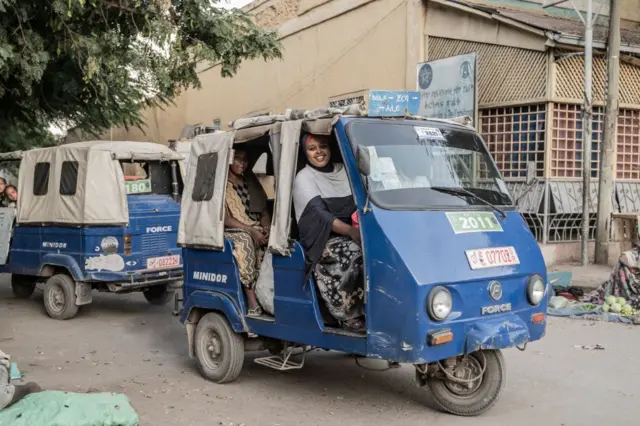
[346,120,513,210]
[120,161,182,196]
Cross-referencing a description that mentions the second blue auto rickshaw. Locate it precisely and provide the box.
[0,141,185,319]
[176,98,548,416]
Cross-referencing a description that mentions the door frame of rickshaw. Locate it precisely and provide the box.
[271,116,371,331]
[0,156,22,266]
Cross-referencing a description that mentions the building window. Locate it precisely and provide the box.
[616,109,640,180]
[480,104,546,180]
[551,103,604,178]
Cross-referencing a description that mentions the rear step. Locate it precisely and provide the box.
[254,343,309,371]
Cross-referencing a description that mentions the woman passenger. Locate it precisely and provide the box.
[224,148,271,316]
[3,185,17,208]
[292,134,364,330]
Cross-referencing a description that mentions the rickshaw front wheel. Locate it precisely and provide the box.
[426,350,506,417]
[194,312,245,384]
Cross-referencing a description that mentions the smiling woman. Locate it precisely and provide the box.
[293,134,365,331]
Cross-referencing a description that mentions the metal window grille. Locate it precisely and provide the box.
[551,103,604,178]
[428,38,547,106]
[329,96,365,109]
[616,109,640,180]
[480,105,546,180]
[555,52,640,105]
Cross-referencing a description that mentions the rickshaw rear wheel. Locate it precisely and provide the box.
[194,312,245,384]
[427,349,506,417]
[11,275,36,299]
[143,285,174,305]
[43,274,79,320]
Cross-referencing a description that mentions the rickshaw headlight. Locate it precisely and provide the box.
[527,275,545,305]
[428,286,452,321]
[100,236,119,254]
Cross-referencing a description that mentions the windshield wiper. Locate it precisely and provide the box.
[430,186,507,220]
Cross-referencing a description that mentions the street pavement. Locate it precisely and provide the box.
[1,276,637,426]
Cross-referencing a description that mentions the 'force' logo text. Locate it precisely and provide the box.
[193,271,228,283]
[481,303,512,315]
[146,226,172,233]
[42,242,67,249]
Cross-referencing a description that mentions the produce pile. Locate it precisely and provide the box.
[601,295,638,317]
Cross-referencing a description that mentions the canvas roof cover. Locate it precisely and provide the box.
[178,132,235,249]
[16,141,182,225]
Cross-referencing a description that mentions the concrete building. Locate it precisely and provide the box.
[99,0,640,264]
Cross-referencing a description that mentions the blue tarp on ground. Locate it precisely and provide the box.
[547,304,634,323]
[0,391,139,426]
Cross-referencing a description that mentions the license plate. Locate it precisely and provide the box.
[465,246,520,270]
[146,255,180,270]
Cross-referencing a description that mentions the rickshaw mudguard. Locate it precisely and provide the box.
[181,289,248,333]
[39,254,85,281]
[464,314,530,353]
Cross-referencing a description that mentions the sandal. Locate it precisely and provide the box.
[343,317,365,331]
[247,306,263,317]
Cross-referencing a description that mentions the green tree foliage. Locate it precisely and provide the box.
[0,0,281,150]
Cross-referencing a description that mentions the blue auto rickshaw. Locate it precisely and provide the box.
[177,95,547,416]
[0,141,185,320]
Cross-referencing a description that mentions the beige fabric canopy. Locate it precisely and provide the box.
[16,141,184,225]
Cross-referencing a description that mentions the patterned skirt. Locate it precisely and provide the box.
[313,236,364,322]
[225,229,265,290]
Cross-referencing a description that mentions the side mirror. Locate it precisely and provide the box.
[526,162,536,185]
[356,146,371,176]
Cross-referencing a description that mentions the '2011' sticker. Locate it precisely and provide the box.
[446,212,503,234]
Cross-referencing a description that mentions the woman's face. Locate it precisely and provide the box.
[6,187,16,202]
[305,136,330,168]
[230,151,248,176]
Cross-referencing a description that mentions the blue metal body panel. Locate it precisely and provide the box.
[0,194,183,286]
[181,116,548,364]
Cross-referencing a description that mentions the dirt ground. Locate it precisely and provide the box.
[1,277,638,426]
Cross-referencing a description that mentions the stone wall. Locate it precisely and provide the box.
[246,0,302,30]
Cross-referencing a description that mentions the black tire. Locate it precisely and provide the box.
[11,275,36,299]
[143,286,174,305]
[427,350,506,416]
[43,274,79,320]
[194,312,244,383]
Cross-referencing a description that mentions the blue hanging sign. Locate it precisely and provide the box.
[368,90,421,117]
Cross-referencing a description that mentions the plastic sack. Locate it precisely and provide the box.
[255,251,275,315]
[549,296,569,309]
[0,391,139,426]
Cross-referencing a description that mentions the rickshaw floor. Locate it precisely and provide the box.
[246,313,275,322]
[323,326,366,338]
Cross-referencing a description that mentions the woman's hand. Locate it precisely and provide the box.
[249,227,268,245]
[348,227,361,244]
[261,225,270,239]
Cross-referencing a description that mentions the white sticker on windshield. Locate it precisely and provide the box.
[496,179,509,194]
[378,157,396,174]
[415,127,445,140]
[367,147,382,181]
